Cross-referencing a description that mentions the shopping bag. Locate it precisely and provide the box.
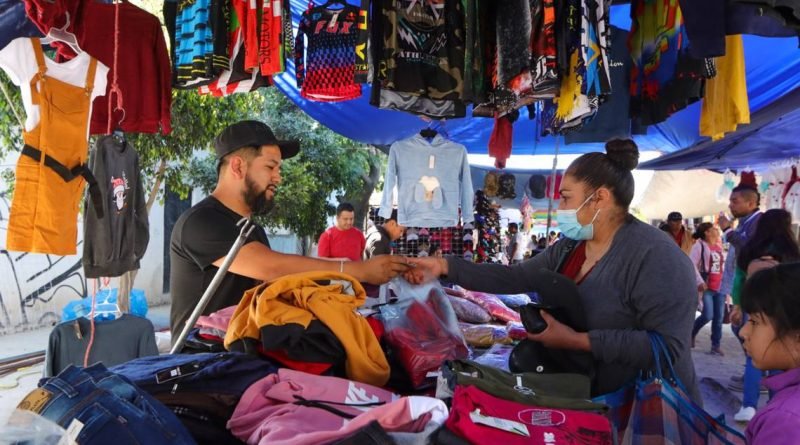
[594,333,745,445]
[381,280,469,389]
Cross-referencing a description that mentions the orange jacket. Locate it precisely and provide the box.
[224,272,389,386]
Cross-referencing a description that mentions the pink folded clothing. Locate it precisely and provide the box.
[196,305,237,331]
[458,288,521,323]
[228,368,448,445]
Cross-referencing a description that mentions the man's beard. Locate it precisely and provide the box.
[243,174,275,217]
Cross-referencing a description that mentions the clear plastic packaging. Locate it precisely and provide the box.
[0,409,66,445]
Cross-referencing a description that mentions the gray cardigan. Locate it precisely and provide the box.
[447,217,701,402]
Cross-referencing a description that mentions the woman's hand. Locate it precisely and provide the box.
[697,282,707,293]
[526,310,591,352]
[404,257,448,284]
[730,304,743,327]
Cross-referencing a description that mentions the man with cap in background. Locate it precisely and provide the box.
[661,211,694,255]
[363,209,406,259]
[169,121,410,337]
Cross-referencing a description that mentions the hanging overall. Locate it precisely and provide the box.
[6,38,101,256]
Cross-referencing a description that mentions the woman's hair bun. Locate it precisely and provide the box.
[605,138,640,171]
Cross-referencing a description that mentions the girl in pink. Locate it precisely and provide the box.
[739,263,800,444]
[690,222,726,355]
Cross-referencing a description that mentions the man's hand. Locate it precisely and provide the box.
[718,213,732,231]
[730,304,743,327]
[349,255,411,284]
[404,257,448,284]
[526,310,591,351]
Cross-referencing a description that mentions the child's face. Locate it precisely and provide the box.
[740,312,799,370]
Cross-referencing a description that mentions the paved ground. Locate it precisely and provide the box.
[0,307,765,434]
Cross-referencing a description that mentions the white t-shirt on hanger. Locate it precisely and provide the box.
[0,37,109,138]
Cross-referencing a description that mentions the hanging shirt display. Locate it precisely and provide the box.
[174,0,229,88]
[628,0,705,126]
[82,135,150,278]
[294,4,361,102]
[699,35,750,141]
[0,38,106,255]
[566,25,632,144]
[24,0,172,134]
[375,0,466,115]
[379,134,474,228]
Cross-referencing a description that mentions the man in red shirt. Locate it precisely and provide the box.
[317,203,366,262]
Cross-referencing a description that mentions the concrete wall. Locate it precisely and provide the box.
[0,178,169,335]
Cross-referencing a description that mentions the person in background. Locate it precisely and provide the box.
[404,139,700,401]
[689,222,726,355]
[506,223,525,265]
[317,202,366,262]
[169,121,409,337]
[739,263,800,444]
[729,208,800,422]
[548,230,559,246]
[429,244,443,258]
[363,209,406,259]
[661,211,694,255]
[716,184,762,417]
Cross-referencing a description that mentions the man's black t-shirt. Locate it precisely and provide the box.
[169,196,269,336]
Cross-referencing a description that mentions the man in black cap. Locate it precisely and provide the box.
[363,209,406,260]
[661,211,693,255]
[169,121,410,337]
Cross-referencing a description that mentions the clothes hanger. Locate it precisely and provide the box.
[420,121,438,139]
[40,12,82,55]
[318,0,347,9]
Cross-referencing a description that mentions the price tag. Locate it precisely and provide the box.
[470,409,530,437]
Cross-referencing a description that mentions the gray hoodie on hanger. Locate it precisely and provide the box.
[445,217,701,403]
[82,135,149,278]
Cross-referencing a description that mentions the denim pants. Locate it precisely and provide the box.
[28,363,196,444]
[732,316,763,408]
[692,290,725,348]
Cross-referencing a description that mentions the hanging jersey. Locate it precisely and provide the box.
[294,5,361,102]
[199,0,271,97]
[175,0,229,87]
[259,0,284,75]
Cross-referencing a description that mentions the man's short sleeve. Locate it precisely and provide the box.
[178,206,255,269]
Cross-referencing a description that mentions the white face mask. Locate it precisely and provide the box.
[556,193,600,240]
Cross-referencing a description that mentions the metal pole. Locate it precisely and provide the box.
[545,136,561,233]
[170,217,255,354]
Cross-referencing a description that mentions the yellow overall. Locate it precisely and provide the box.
[6,38,99,255]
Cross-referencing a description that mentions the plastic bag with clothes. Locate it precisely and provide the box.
[382,280,470,389]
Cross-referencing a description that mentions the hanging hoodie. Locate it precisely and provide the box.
[82,136,150,278]
[379,134,474,228]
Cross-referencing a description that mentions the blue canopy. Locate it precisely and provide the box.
[270,1,800,156]
[639,86,800,170]
[2,1,799,157]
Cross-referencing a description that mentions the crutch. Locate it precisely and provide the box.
[170,217,255,354]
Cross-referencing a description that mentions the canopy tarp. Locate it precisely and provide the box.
[639,87,800,170]
[1,1,799,156]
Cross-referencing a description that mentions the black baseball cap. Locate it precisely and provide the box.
[667,211,683,221]
[214,120,300,162]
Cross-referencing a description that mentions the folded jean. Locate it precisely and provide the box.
[19,363,195,444]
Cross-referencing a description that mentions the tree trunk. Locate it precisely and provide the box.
[146,159,168,213]
[349,147,382,231]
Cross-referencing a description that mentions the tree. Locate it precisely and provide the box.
[190,88,386,256]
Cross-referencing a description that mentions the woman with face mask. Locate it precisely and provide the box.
[406,139,700,402]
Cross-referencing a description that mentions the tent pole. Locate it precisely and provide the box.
[545,136,560,233]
